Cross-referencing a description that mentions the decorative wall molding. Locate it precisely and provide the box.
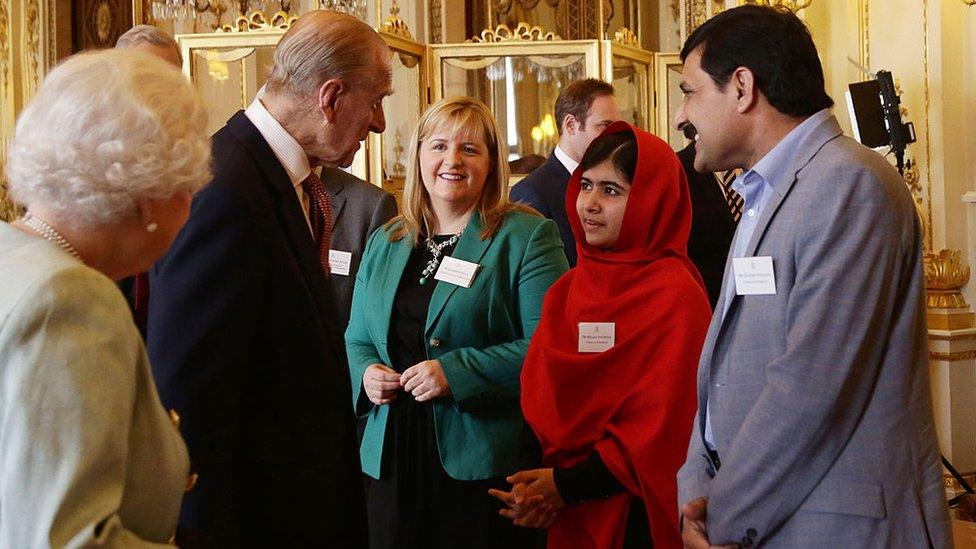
[428,0,442,43]
[467,22,560,43]
[930,350,976,362]
[217,10,297,32]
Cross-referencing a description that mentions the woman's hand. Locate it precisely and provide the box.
[362,364,401,405]
[400,360,451,401]
[488,468,565,528]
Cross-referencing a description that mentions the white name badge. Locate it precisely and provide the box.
[732,256,777,295]
[328,250,353,276]
[434,256,481,288]
[578,322,615,353]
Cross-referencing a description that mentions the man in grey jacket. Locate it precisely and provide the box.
[321,166,396,327]
[675,6,951,548]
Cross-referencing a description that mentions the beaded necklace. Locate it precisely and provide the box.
[419,229,463,285]
[22,213,82,260]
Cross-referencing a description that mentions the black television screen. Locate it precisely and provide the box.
[846,80,890,149]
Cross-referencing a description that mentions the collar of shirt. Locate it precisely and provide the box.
[244,96,315,190]
[731,108,832,215]
[553,144,579,176]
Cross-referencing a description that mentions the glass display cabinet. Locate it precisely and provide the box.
[601,28,653,132]
[654,52,686,150]
[429,25,600,181]
[370,21,426,205]
[175,11,427,194]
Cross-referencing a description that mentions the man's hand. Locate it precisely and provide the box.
[401,360,451,401]
[681,498,738,549]
[362,364,401,405]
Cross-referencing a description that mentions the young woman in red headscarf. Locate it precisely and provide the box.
[490,121,711,548]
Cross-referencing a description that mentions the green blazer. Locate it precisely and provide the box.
[345,210,569,480]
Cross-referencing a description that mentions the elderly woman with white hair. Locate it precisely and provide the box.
[0,49,210,545]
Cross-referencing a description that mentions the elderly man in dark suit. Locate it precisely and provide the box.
[510,79,620,266]
[147,11,392,546]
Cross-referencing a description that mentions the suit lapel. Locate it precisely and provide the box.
[375,231,413,362]
[228,112,333,326]
[701,115,844,439]
[742,115,843,259]
[322,168,348,227]
[426,212,493,333]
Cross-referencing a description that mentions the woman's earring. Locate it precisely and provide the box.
[146,222,158,233]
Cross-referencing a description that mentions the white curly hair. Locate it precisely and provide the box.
[6,48,211,228]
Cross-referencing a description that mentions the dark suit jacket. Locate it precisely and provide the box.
[509,153,576,266]
[676,143,737,308]
[147,111,367,547]
[322,168,397,328]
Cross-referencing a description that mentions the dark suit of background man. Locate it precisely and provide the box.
[322,167,397,327]
[147,11,393,546]
[675,6,950,548]
[676,138,739,308]
[510,78,620,267]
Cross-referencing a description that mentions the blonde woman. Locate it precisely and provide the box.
[0,49,210,545]
[346,97,569,548]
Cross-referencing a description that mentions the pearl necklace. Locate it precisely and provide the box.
[419,229,463,285]
[22,213,82,260]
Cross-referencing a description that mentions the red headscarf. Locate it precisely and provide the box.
[521,122,711,549]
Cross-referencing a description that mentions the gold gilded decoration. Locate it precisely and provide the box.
[25,0,40,90]
[0,0,9,96]
[902,159,927,234]
[962,0,976,6]
[929,351,976,362]
[95,1,113,43]
[922,0,933,250]
[930,350,976,362]
[218,10,297,32]
[945,471,976,491]
[468,22,560,43]
[738,0,814,12]
[495,0,561,14]
[389,129,405,178]
[924,249,971,309]
[380,1,413,40]
[429,0,442,43]
[612,27,639,47]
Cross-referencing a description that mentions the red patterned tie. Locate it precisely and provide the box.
[301,173,333,275]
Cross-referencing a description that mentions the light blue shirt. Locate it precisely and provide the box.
[704,109,832,450]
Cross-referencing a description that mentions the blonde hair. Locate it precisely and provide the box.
[389,97,535,242]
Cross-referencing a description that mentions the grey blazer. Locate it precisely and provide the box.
[0,223,189,547]
[677,115,952,548]
[322,167,397,327]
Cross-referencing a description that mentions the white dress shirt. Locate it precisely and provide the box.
[553,144,579,175]
[244,97,317,234]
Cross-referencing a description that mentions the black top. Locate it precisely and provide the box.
[553,452,625,504]
[676,143,738,308]
[388,234,457,371]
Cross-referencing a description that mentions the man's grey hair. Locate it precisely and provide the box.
[116,24,183,66]
[265,10,388,102]
[6,49,211,228]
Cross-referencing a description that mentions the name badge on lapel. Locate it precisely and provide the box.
[732,256,776,295]
[329,250,353,276]
[434,256,481,288]
[578,322,615,353]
